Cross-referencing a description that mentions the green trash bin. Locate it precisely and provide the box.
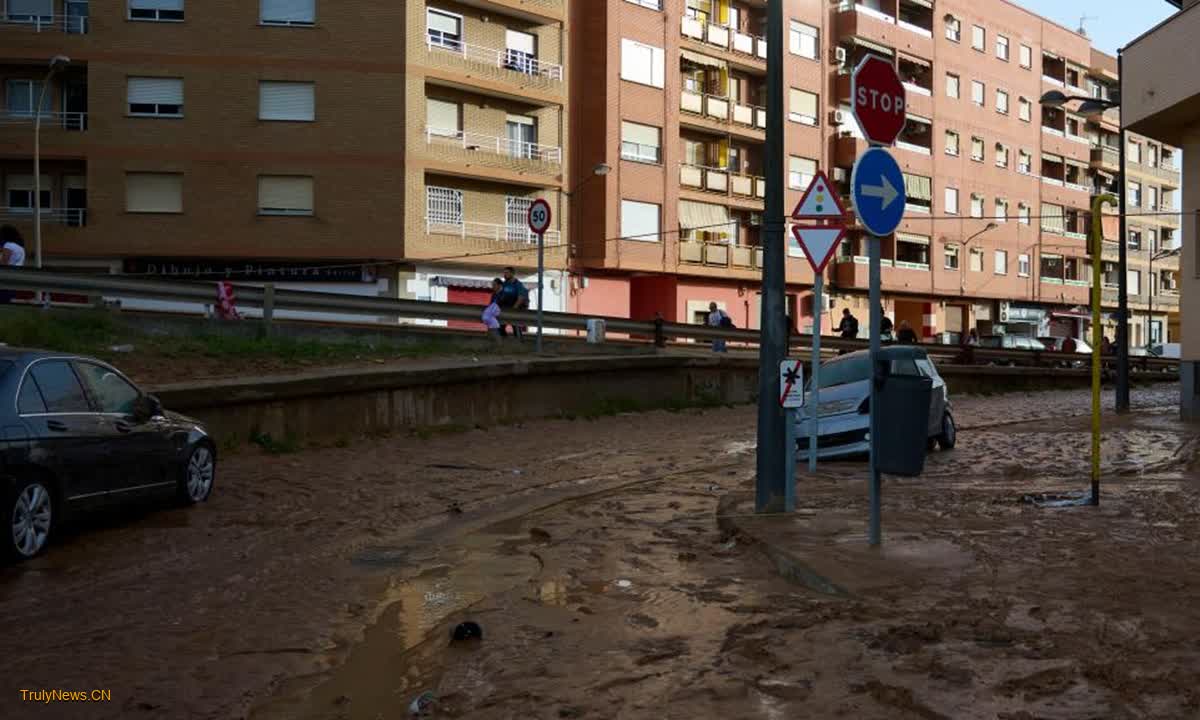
[874,370,933,477]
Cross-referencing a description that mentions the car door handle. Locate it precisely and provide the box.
[46,420,68,432]
[114,421,132,434]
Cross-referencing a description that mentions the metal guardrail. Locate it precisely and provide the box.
[0,269,1180,372]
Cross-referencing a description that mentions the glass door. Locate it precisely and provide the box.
[505,116,536,160]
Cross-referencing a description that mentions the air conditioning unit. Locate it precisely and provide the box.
[832,167,849,183]
[830,108,847,125]
[749,212,764,227]
[834,46,848,66]
[999,301,1011,323]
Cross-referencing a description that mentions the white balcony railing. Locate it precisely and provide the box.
[1066,182,1092,194]
[706,23,729,48]
[426,128,563,164]
[1067,134,1090,146]
[0,111,88,130]
[840,1,896,23]
[426,218,561,245]
[0,207,87,226]
[0,13,88,33]
[681,89,704,114]
[897,19,932,37]
[1042,126,1065,137]
[426,34,563,82]
[902,82,932,97]
[1042,75,1065,87]
[896,140,931,155]
[681,15,704,40]
[1041,176,1065,187]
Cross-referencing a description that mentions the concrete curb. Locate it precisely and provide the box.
[716,492,850,597]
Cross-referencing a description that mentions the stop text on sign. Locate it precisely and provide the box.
[855,86,905,115]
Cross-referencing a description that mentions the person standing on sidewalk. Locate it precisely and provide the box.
[708,302,730,353]
[0,225,27,305]
[498,267,528,340]
[837,308,859,339]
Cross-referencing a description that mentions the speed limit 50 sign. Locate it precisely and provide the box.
[527,199,552,235]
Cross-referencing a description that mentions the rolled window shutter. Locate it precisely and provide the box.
[260,81,315,121]
[8,0,53,15]
[128,77,183,105]
[622,122,658,148]
[262,0,315,22]
[126,173,183,213]
[259,176,313,213]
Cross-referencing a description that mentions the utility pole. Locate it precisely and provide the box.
[755,0,787,513]
[1116,50,1130,412]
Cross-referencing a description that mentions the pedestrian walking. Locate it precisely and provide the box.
[498,267,528,340]
[708,302,730,353]
[836,308,859,339]
[0,225,26,305]
[897,320,919,344]
[1101,336,1113,355]
[482,278,503,344]
[965,329,979,346]
[880,307,894,342]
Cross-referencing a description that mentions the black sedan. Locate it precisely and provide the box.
[1,349,215,561]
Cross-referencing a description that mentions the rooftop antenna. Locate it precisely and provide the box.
[1077,14,1096,36]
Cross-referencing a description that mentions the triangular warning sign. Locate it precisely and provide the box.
[791,225,847,274]
[791,171,847,221]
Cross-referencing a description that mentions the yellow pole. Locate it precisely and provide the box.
[1091,193,1118,506]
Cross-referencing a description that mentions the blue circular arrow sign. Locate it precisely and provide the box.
[851,147,907,237]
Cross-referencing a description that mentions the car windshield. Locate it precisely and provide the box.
[807,354,870,390]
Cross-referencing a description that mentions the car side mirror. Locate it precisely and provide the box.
[133,394,163,421]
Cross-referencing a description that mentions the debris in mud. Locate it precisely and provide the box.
[451,621,483,643]
[615,579,633,589]
[1019,491,1093,508]
[529,527,552,543]
[409,690,436,716]
[868,623,944,655]
[627,613,660,629]
[754,676,813,700]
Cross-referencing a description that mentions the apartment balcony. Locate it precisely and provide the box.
[1090,146,1120,173]
[679,164,765,210]
[679,90,766,140]
[1040,126,1091,162]
[1154,290,1180,309]
[0,10,88,34]
[1040,276,1091,305]
[1134,160,1182,187]
[833,255,931,294]
[835,2,933,61]
[424,128,562,185]
[423,34,564,105]
[416,217,566,267]
[0,207,86,227]
[482,0,564,23]
[680,16,767,73]
[679,239,761,268]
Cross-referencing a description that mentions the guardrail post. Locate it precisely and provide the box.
[262,283,275,336]
[653,314,666,348]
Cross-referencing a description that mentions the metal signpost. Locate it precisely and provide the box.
[779,359,805,512]
[849,54,908,546]
[791,171,849,473]
[527,198,552,353]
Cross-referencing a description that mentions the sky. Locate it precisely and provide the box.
[1012,0,1177,54]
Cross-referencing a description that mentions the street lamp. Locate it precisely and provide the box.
[1039,80,1129,411]
[34,55,71,275]
[952,221,998,294]
[1148,246,1180,347]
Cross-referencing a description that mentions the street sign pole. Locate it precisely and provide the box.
[527,199,552,354]
[779,359,804,512]
[808,274,822,473]
[868,234,882,545]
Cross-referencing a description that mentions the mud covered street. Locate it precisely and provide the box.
[1,384,1194,719]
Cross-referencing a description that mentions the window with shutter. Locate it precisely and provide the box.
[788,156,816,190]
[258,176,314,216]
[788,21,818,60]
[788,88,818,125]
[126,173,183,213]
[127,77,184,117]
[10,0,54,22]
[425,98,460,137]
[5,174,52,213]
[426,8,462,49]
[129,0,184,21]
[621,121,661,163]
[620,39,664,88]
[262,0,315,26]
[505,29,538,74]
[259,81,314,121]
[621,200,660,242]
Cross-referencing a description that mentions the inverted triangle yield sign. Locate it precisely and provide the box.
[791,225,847,274]
[791,170,847,221]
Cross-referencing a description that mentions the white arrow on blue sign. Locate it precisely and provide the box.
[851,147,907,237]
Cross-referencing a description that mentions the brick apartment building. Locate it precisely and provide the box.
[0,0,1182,342]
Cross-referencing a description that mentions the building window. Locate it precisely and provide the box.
[904,174,932,213]
[995,143,1009,168]
[945,130,960,156]
[971,80,985,106]
[996,89,1009,114]
[970,136,984,162]
[969,248,984,272]
[4,175,51,213]
[4,79,51,118]
[1148,186,1159,210]
[994,198,1008,223]
[426,8,462,49]
[1019,44,1032,68]
[788,88,819,126]
[945,72,960,98]
[261,0,314,25]
[425,98,460,136]
[125,172,183,213]
[259,81,315,122]
[620,39,665,88]
[1127,140,1141,164]
[129,0,184,21]
[1128,228,1142,250]
[996,34,1009,61]
[944,244,960,270]
[127,77,183,117]
[624,0,662,9]
[994,249,1008,274]
[970,194,984,218]
[504,29,538,74]
[789,20,818,60]
[258,176,314,216]
[971,24,985,51]
[1148,143,1160,167]
[1018,253,1030,276]
[1018,203,1031,225]
[788,156,817,190]
[945,15,961,42]
[1018,150,1032,174]
[944,187,958,214]
[1128,269,1141,296]
[1127,181,1142,208]
[426,186,464,228]
[621,121,661,163]
[1018,97,1032,122]
[1041,203,1064,233]
[621,199,660,242]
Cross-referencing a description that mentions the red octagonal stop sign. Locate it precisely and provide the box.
[851,54,907,146]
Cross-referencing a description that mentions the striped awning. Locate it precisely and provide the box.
[431,276,494,290]
[681,49,725,69]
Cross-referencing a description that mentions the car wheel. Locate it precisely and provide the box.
[177,443,216,505]
[5,477,54,562]
[937,412,957,451]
